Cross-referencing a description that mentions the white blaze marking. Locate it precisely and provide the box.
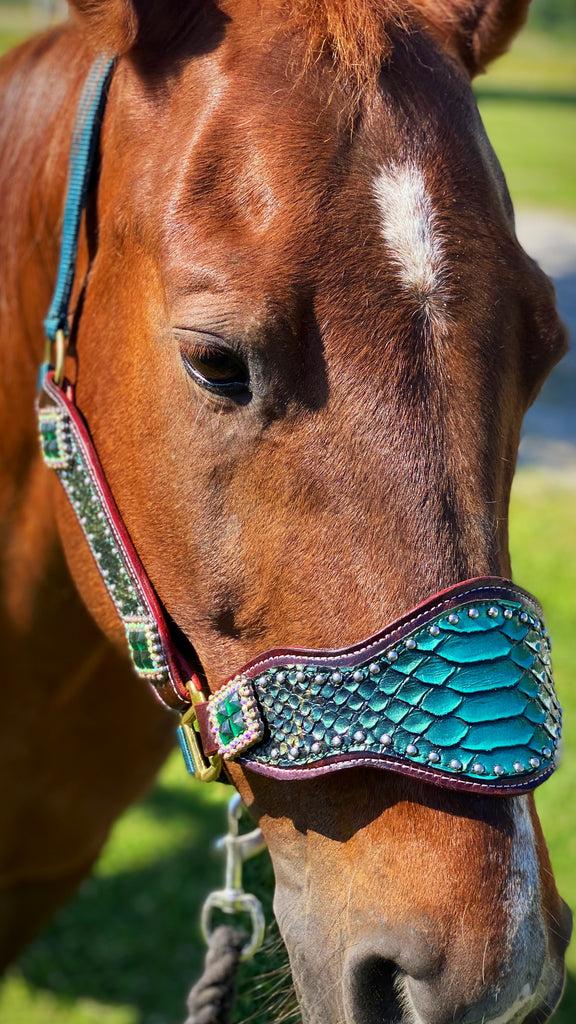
[373,162,446,301]
[506,796,540,946]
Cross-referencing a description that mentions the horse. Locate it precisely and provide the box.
[0,1,572,1022]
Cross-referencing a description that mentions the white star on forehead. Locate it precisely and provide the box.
[373,161,447,304]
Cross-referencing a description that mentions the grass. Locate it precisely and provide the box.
[0,470,574,1024]
[475,29,576,211]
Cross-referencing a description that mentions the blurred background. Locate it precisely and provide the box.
[0,1,574,1022]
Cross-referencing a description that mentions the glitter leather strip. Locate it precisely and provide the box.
[37,373,193,711]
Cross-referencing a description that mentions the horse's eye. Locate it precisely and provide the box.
[180,344,250,396]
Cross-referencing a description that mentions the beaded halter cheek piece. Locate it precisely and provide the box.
[37,58,562,797]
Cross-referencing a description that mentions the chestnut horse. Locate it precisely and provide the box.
[0,1,571,1022]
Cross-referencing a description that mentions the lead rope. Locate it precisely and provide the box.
[185,925,246,1024]
[185,794,267,1024]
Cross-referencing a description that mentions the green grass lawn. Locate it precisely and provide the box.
[0,470,574,1024]
[475,29,576,211]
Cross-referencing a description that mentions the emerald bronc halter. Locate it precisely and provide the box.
[37,59,562,797]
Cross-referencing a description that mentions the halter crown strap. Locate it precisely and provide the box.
[43,55,115,344]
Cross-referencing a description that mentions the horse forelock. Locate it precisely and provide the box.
[279,0,412,92]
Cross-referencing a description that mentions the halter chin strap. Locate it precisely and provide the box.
[37,57,562,797]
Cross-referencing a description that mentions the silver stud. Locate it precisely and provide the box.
[448,613,459,625]
[520,611,528,623]
[472,763,485,774]
[331,735,342,747]
[353,730,366,743]
[276,671,286,683]
[529,757,541,768]
[405,638,417,650]
[503,608,513,619]
[513,762,525,773]
[295,671,306,683]
[468,608,479,619]
[450,759,463,771]
[315,673,325,684]
[406,743,418,756]
[429,625,440,636]
[270,748,279,759]
[493,764,505,776]
[332,671,342,683]
[427,751,440,763]
[369,662,381,674]
[385,650,398,662]
[534,619,541,631]
[542,747,552,759]
[380,733,392,746]
[311,741,323,754]
[288,748,299,760]
[487,606,499,618]
[353,670,364,682]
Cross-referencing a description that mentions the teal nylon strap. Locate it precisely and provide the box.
[43,54,115,344]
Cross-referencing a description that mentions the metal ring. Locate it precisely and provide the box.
[54,328,66,387]
[201,889,266,961]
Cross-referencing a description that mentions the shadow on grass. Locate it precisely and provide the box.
[12,787,285,1024]
[474,87,576,104]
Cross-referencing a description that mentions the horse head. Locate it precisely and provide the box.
[44,1,571,1021]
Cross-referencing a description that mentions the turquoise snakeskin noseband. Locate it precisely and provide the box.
[194,582,561,795]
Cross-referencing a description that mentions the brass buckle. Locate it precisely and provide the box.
[43,328,67,388]
[179,683,222,783]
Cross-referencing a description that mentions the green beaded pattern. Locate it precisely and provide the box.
[233,600,560,784]
[38,408,72,469]
[208,678,265,759]
[38,402,170,685]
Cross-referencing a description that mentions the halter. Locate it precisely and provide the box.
[37,59,562,797]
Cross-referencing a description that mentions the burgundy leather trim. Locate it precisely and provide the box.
[239,750,556,796]
[221,578,543,686]
[44,373,195,712]
[195,702,217,754]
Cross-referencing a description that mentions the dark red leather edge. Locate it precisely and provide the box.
[239,750,556,796]
[44,373,195,712]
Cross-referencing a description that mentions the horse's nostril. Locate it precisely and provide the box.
[349,956,404,1024]
[345,928,444,1023]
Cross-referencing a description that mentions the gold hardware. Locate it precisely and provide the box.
[179,682,222,783]
[54,329,66,387]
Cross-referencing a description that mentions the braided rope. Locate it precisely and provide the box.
[185,925,246,1024]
